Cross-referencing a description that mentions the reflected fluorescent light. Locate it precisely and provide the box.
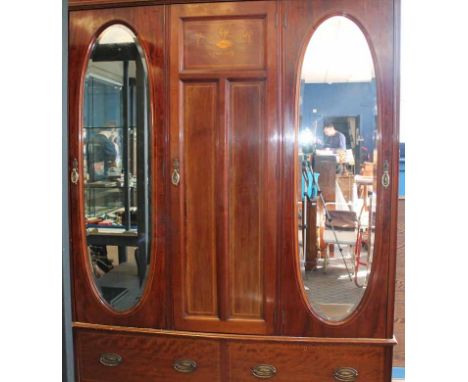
[299,128,316,148]
[86,73,123,87]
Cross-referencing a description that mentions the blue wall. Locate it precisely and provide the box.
[84,77,122,128]
[300,81,377,150]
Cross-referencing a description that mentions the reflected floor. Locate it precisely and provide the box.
[303,246,369,321]
[96,262,143,311]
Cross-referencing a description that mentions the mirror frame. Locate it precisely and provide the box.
[293,13,383,327]
[82,22,152,313]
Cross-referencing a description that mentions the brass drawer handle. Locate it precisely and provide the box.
[173,359,197,373]
[334,367,359,381]
[251,364,277,379]
[99,352,123,367]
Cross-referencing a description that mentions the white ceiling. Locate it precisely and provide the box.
[301,16,375,84]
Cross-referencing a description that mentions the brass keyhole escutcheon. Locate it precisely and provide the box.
[71,158,79,185]
[171,158,180,186]
[251,364,277,379]
[382,160,390,189]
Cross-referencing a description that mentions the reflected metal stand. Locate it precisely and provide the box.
[301,153,354,281]
[353,187,374,288]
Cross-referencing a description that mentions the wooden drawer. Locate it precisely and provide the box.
[227,342,387,382]
[75,329,221,382]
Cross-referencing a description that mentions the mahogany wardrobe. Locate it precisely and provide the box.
[68,0,400,381]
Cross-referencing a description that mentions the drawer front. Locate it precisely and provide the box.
[75,329,221,382]
[227,342,387,382]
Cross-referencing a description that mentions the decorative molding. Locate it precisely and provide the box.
[68,0,262,11]
[73,321,398,346]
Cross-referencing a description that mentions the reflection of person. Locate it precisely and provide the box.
[323,122,346,150]
[318,122,347,175]
[86,123,119,276]
[87,124,118,181]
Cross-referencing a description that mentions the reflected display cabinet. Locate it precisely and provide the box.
[68,0,400,381]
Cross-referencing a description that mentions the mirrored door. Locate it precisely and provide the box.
[82,24,151,312]
[69,6,165,326]
[296,16,378,322]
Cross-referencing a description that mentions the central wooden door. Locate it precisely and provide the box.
[169,1,279,334]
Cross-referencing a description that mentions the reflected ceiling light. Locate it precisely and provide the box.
[301,16,375,84]
[97,24,135,45]
[299,128,315,146]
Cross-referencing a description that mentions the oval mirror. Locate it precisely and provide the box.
[82,25,151,312]
[297,16,377,321]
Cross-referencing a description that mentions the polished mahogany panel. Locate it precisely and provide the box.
[279,0,398,338]
[183,18,266,70]
[227,341,386,382]
[69,6,166,327]
[69,0,152,10]
[170,1,278,334]
[228,80,265,320]
[74,323,394,382]
[75,328,221,382]
[183,81,219,317]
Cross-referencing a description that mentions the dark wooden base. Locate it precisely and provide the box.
[74,323,395,382]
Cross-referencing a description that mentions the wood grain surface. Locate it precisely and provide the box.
[393,199,405,366]
[75,326,393,382]
[75,328,222,381]
[68,0,259,11]
[169,1,279,335]
[227,341,386,382]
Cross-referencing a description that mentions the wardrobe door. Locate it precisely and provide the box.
[169,1,279,334]
[280,0,399,338]
[69,6,166,327]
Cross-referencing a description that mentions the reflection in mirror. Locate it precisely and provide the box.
[297,16,377,321]
[83,25,151,311]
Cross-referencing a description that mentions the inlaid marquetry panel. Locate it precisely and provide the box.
[227,80,265,319]
[183,18,266,70]
[182,81,219,317]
